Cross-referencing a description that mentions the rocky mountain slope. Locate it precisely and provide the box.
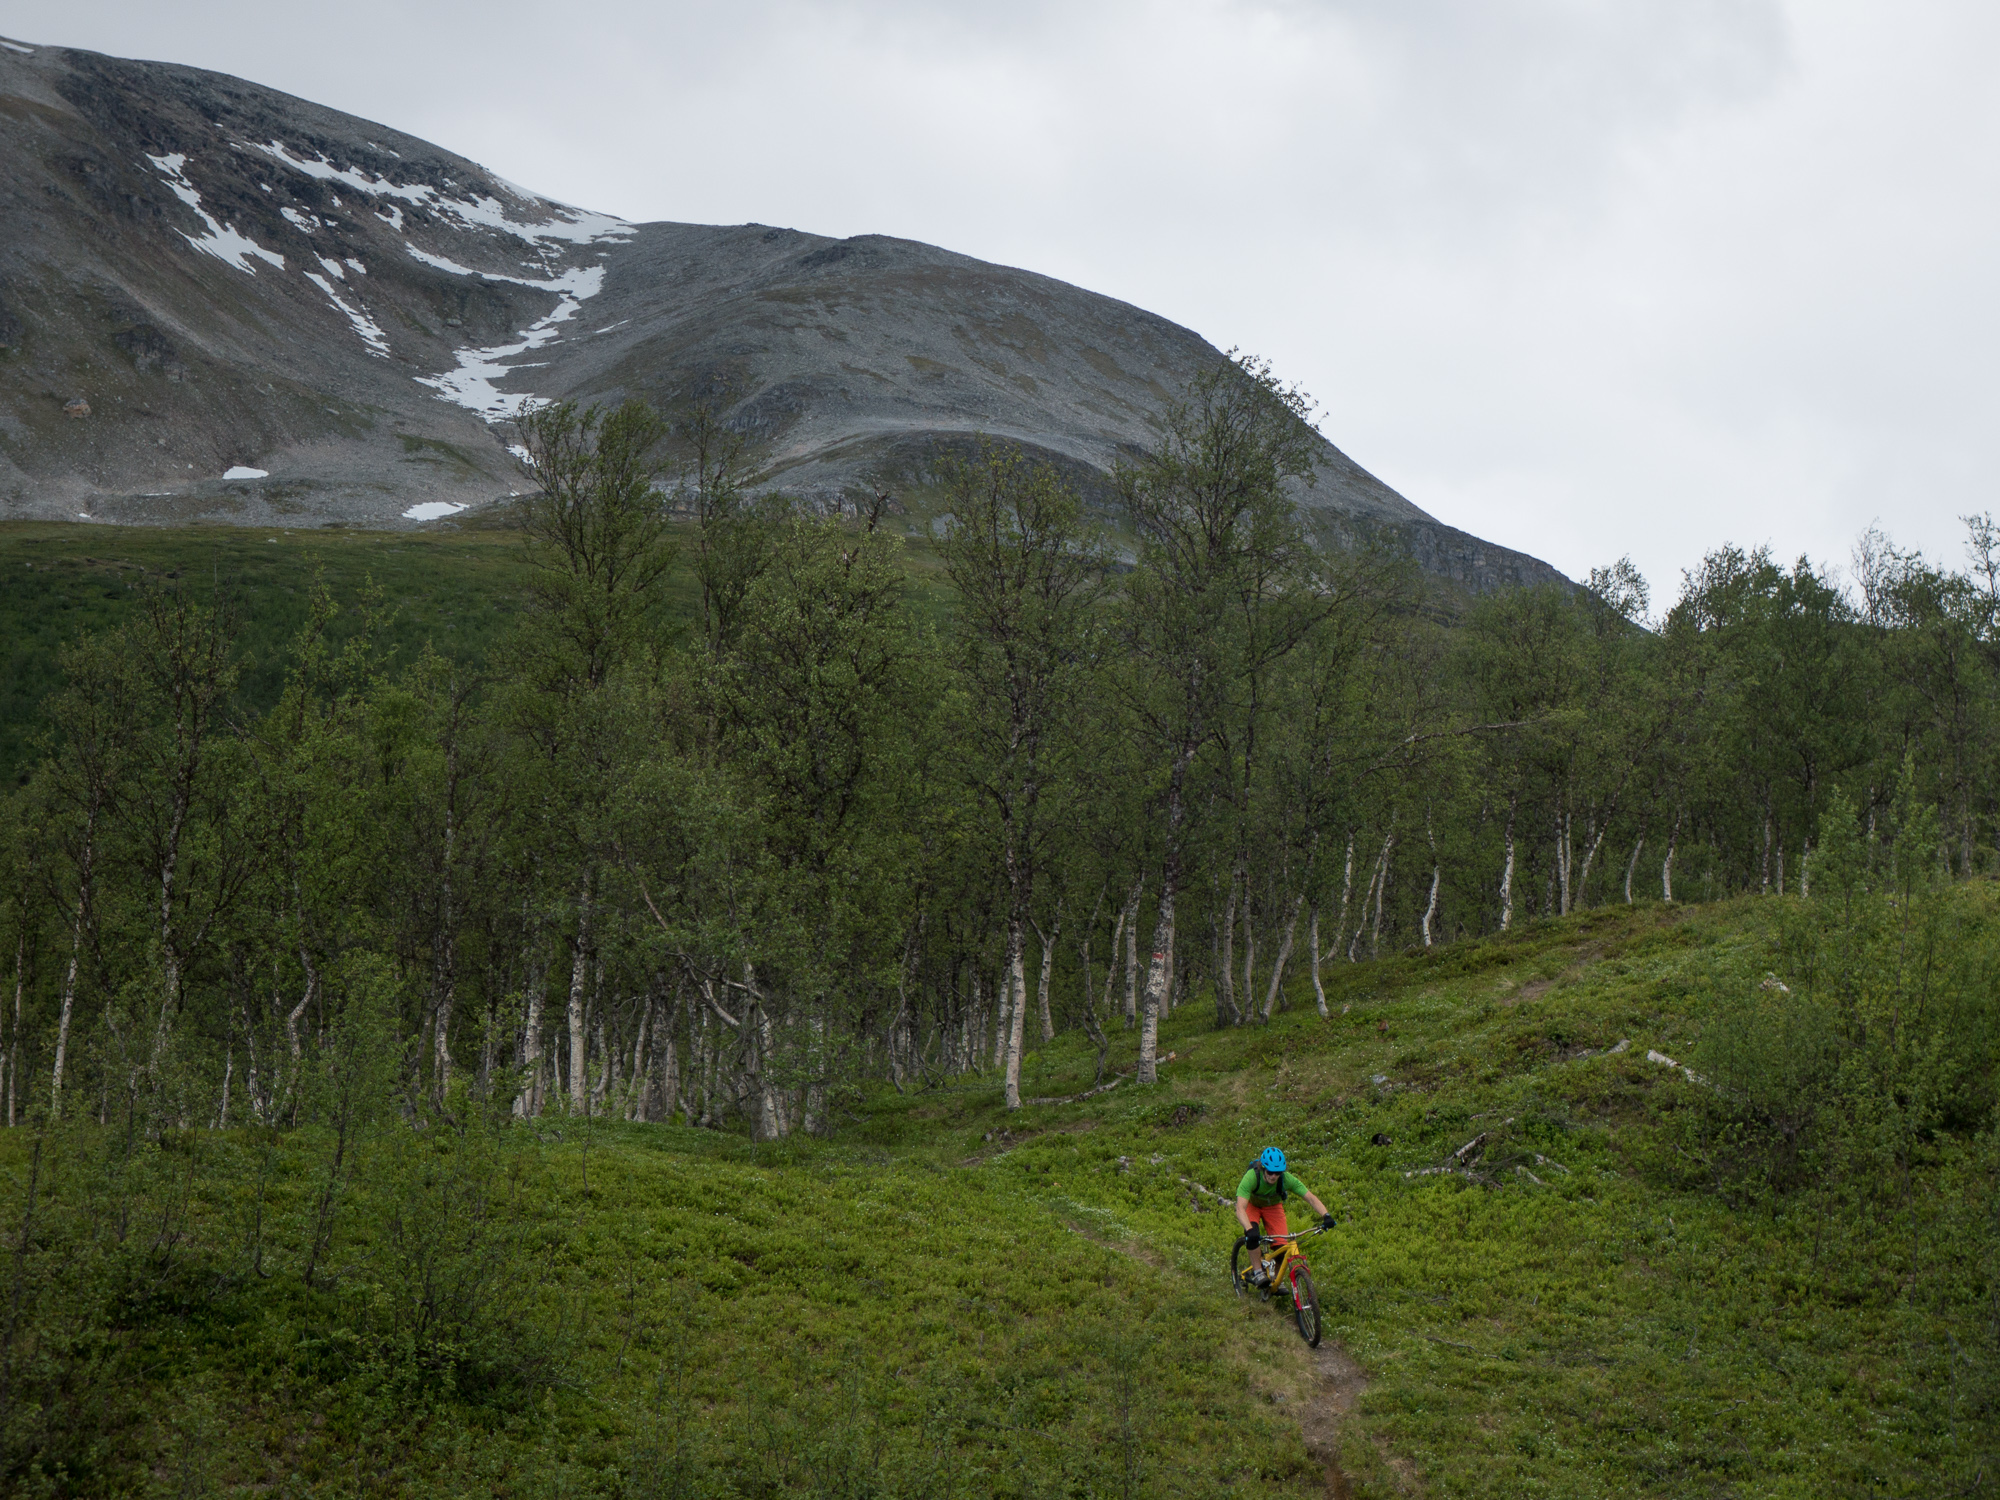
[0,36,1564,590]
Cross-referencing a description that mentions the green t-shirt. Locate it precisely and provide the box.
[1236,1167,1308,1208]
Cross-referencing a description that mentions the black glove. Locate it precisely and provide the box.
[1320,1213,1336,1230]
[1242,1224,1262,1248]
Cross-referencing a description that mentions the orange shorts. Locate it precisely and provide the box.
[1244,1203,1288,1239]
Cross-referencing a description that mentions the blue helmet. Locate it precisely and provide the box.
[1259,1147,1287,1174]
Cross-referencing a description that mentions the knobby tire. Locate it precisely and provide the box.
[1293,1267,1322,1348]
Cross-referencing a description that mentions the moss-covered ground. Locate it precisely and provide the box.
[3,894,1988,1497]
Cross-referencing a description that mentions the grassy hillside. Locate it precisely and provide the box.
[3,893,1989,1498]
[0,520,532,787]
[0,516,951,789]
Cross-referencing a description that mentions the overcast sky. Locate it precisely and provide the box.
[23,1,2000,602]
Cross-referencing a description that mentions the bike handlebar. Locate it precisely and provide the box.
[1243,1223,1331,1243]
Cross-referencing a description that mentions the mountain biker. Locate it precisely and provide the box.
[1236,1147,1334,1286]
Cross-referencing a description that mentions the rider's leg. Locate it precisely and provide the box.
[1248,1204,1288,1281]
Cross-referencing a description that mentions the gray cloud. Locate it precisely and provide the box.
[25,1,1997,596]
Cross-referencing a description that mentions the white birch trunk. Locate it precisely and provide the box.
[1662,810,1683,903]
[1500,797,1518,932]
[52,944,80,1122]
[1337,834,1355,939]
[1624,836,1645,904]
[592,1011,612,1114]
[1421,812,1441,949]
[1371,836,1394,958]
[1309,906,1329,1018]
[1350,835,1391,961]
[1101,898,1129,1017]
[658,1026,679,1123]
[1003,937,1030,1110]
[151,794,188,1074]
[626,1000,650,1120]
[1135,891,1174,1084]
[566,885,593,1115]
[804,1011,827,1135]
[990,964,1010,1072]
[1557,810,1573,916]
[1576,821,1609,912]
[1034,905,1060,1043]
[755,1006,782,1141]
[284,939,319,1120]
[517,957,546,1117]
[51,814,97,1121]
[1259,894,1304,1020]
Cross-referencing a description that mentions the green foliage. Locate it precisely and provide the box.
[0,895,1995,1495]
[0,522,534,787]
[4,368,2000,1495]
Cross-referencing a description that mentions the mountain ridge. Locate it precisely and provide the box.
[0,37,1566,591]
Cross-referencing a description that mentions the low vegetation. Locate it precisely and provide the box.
[1,889,1991,1497]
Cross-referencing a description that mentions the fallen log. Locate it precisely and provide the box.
[1023,1078,1122,1107]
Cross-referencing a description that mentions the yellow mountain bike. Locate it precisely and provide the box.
[1231,1225,1326,1347]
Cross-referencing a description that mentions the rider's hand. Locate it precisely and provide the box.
[1243,1224,1261,1248]
[1320,1212,1336,1230]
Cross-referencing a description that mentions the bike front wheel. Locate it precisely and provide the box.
[1230,1238,1250,1295]
[1292,1267,1322,1347]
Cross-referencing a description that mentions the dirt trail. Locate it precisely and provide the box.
[1295,1341,1370,1499]
[1059,1218,1372,1495]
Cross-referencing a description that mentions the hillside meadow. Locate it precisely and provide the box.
[1,893,1991,1498]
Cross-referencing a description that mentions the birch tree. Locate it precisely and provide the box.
[1115,354,1321,1083]
[37,632,138,1118]
[935,444,1106,1109]
[509,399,675,1115]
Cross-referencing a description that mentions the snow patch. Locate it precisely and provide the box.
[402,501,466,521]
[280,206,317,233]
[249,140,632,247]
[345,258,367,275]
[316,255,346,281]
[411,253,608,419]
[1,39,34,55]
[146,153,286,274]
[376,205,404,232]
[594,320,630,335]
[223,466,268,480]
[303,272,389,357]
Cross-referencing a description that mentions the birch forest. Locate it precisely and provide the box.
[6,355,1999,1144]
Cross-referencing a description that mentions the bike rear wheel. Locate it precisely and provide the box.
[1292,1267,1322,1347]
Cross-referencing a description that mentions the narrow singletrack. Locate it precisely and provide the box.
[1295,1341,1370,1499]
[1063,1217,1376,1495]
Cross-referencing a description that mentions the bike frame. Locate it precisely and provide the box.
[1252,1226,1322,1309]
